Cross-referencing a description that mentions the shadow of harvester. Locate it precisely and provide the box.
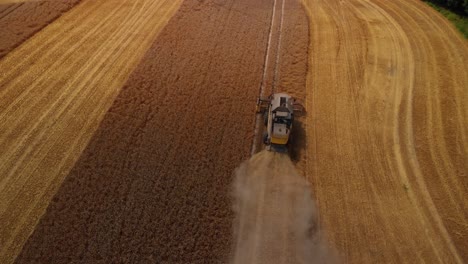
[289,114,307,163]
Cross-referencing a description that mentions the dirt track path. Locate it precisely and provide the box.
[0,0,182,262]
[231,151,332,264]
[303,0,467,262]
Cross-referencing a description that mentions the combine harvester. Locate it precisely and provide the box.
[256,93,304,152]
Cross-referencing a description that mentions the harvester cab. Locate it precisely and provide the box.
[256,93,304,152]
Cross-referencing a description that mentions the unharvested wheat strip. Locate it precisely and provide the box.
[0,0,131,193]
[0,1,126,130]
[0,0,173,214]
[0,0,107,87]
[0,0,183,263]
[0,0,166,200]
[0,0,183,224]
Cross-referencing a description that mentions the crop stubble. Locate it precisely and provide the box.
[302,0,467,262]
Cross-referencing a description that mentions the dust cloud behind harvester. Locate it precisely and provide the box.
[230,150,336,264]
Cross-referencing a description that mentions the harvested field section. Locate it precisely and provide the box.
[16,0,276,262]
[0,0,182,263]
[302,0,467,262]
[377,0,468,259]
[0,0,81,59]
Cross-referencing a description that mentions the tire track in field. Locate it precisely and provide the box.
[373,0,467,260]
[301,0,467,262]
[394,0,467,205]
[0,1,182,263]
[251,0,284,155]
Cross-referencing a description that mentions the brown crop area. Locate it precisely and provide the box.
[0,0,466,263]
[0,0,81,59]
[0,0,182,263]
[15,0,279,262]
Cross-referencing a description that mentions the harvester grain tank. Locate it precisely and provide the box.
[256,93,304,152]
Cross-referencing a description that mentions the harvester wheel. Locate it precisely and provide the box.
[263,132,269,144]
